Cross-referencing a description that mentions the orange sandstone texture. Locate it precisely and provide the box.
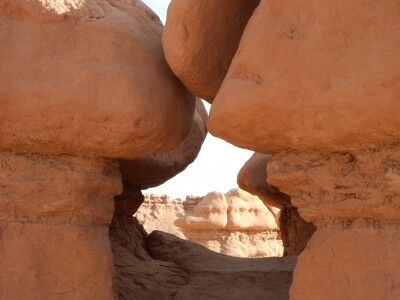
[0,1,199,298]
[208,0,400,152]
[0,151,121,299]
[0,0,194,159]
[238,153,290,209]
[120,99,207,189]
[206,1,400,298]
[238,153,316,256]
[163,0,260,102]
[268,146,400,299]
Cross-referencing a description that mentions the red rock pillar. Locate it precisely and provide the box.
[268,148,400,299]
[0,151,122,299]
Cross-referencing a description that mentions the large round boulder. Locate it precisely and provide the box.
[0,0,194,159]
[163,0,259,102]
[209,0,400,152]
[120,99,207,189]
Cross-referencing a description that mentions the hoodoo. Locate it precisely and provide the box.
[207,0,400,298]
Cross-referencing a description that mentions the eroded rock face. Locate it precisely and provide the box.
[135,194,186,239]
[268,146,400,299]
[176,189,284,257]
[0,151,121,299]
[163,0,260,101]
[0,1,199,298]
[110,211,295,299]
[208,0,400,152]
[238,153,290,208]
[120,99,207,189]
[0,0,194,159]
[238,153,316,256]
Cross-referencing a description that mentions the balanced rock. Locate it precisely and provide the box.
[120,99,207,189]
[0,0,194,159]
[163,0,260,102]
[209,0,400,152]
[0,1,196,298]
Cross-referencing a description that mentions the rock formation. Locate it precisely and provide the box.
[110,210,295,299]
[205,0,400,298]
[111,188,295,299]
[120,98,207,189]
[238,153,316,256]
[0,152,121,299]
[135,194,186,239]
[208,0,400,153]
[176,189,284,257]
[4,0,396,298]
[110,187,295,299]
[163,0,260,102]
[1,0,195,159]
[135,190,284,258]
[0,0,197,298]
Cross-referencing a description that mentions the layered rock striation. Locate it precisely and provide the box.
[238,153,316,256]
[135,194,186,239]
[176,189,284,258]
[0,0,198,298]
[203,0,400,298]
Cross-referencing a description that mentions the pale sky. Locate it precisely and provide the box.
[142,0,253,199]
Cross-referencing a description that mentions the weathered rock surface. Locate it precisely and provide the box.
[135,194,186,239]
[163,0,260,101]
[238,153,291,208]
[0,0,194,159]
[268,146,400,299]
[238,153,316,256]
[208,0,400,152]
[120,99,207,189]
[279,207,316,257]
[176,189,284,257]
[0,151,121,299]
[110,211,296,299]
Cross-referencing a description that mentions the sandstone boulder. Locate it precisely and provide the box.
[209,0,400,152]
[238,153,316,256]
[163,0,260,101]
[120,99,207,189]
[0,0,194,159]
[238,153,291,208]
